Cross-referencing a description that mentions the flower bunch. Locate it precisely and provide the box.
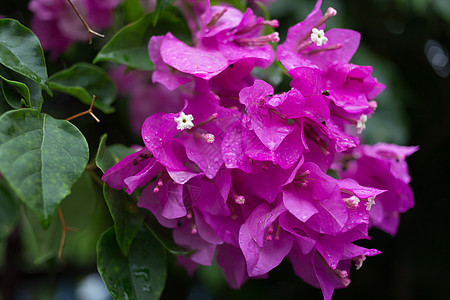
[102,1,417,298]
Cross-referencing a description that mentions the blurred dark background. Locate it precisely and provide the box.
[1,0,449,299]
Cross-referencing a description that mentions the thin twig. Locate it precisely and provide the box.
[57,206,79,263]
[66,0,104,44]
[66,95,100,123]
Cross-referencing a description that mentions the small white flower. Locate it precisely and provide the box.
[201,133,215,143]
[311,28,328,46]
[354,255,366,270]
[343,195,360,208]
[235,195,245,205]
[356,114,368,134]
[174,112,194,130]
[365,196,376,211]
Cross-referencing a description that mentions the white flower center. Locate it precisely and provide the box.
[174,112,194,131]
[311,28,328,46]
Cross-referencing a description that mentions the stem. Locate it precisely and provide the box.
[57,206,79,263]
[66,95,100,123]
[65,0,104,44]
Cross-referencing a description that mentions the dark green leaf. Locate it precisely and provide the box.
[0,78,28,109]
[95,134,117,174]
[0,179,20,240]
[0,109,89,228]
[0,64,44,111]
[146,223,194,256]
[0,19,51,94]
[20,205,61,264]
[326,168,339,179]
[153,0,176,25]
[93,10,190,70]
[97,226,167,300]
[49,63,116,114]
[103,185,145,256]
[58,171,104,266]
[0,87,10,114]
[95,134,135,174]
[20,172,101,265]
[97,135,143,256]
[94,13,155,71]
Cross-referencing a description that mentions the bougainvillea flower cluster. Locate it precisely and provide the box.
[102,1,417,298]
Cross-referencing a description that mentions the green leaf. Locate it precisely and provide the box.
[256,1,271,20]
[326,168,339,179]
[49,63,117,114]
[212,0,247,11]
[93,10,190,70]
[255,1,275,36]
[146,223,194,256]
[97,226,167,300]
[0,109,89,228]
[19,171,106,267]
[0,87,10,114]
[20,205,61,264]
[0,19,51,94]
[0,78,29,109]
[124,0,146,22]
[0,179,20,240]
[153,0,176,25]
[0,64,44,111]
[20,172,102,265]
[103,185,145,256]
[95,134,135,174]
[109,144,137,161]
[95,134,117,174]
[97,135,144,256]
[94,13,155,71]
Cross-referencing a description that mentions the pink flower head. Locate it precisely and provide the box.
[277,0,360,71]
[282,162,347,235]
[214,8,280,68]
[141,97,241,178]
[341,143,418,235]
[216,244,249,288]
[288,241,380,300]
[239,200,294,277]
[148,35,193,90]
[279,175,383,299]
[199,4,243,39]
[151,4,279,85]
[239,80,294,151]
[157,32,229,81]
[100,1,416,297]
